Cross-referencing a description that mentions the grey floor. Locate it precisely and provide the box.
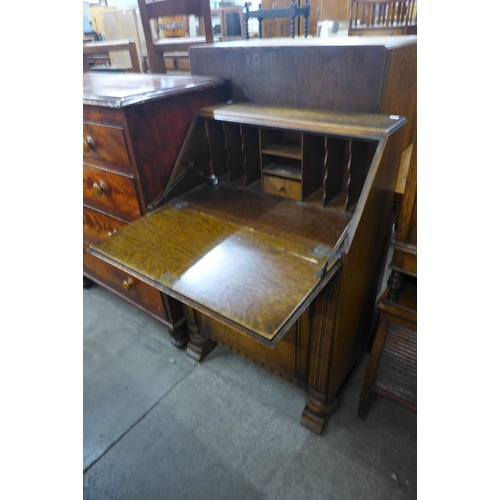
[83,280,417,500]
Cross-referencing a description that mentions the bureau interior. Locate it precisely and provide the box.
[157,113,378,215]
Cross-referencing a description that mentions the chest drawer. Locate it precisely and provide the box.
[83,206,128,246]
[83,122,131,172]
[262,175,302,201]
[84,244,168,322]
[83,164,141,221]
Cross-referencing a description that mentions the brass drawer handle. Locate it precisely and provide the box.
[92,181,108,197]
[83,135,96,154]
[122,278,134,291]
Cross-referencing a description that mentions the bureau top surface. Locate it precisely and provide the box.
[191,35,417,51]
[83,73,224,108]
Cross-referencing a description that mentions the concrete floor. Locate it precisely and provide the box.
[83,266,417,500]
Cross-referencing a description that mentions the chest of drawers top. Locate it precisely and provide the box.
[83,73,225,108]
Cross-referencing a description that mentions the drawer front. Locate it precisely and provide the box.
[84,244,168,322]
[177,58,191,72]
[83,122,131,172]
[391,249,417,277]
[164,57,177,70]
[83,164,141,221]
[83,206,128,246]
[262,175,302,201]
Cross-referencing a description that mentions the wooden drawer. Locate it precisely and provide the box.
[83,206,128,246]
[164,57,177,70]
[83,122,131,172]
[177,58,191,72]
[83,164,141,222]
[262,175,302,201]
[84,243,168,322]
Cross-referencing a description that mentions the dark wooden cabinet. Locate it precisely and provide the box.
[90,103,407,434]
[83,73,225,345]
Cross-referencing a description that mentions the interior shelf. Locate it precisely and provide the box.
[261,142,302,159]
[262,159,302,180]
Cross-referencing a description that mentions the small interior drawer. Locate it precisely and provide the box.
[83,206,128,246]
[262,174,302,201]
[83,122,131,172]
[83,164,141,222]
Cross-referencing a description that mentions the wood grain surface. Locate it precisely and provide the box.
[91,184,351,340]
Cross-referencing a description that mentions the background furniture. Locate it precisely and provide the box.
[138,0,216,74]
[358,138,417,417]
[213,6,245,40]
[243,0,310,39]
[83,39,141,73]
[88,4,117,38]
[100,8,148,71]
[255,0,360,38]
[83,73,225,346]
[90,103,407,434]
[348,0,415,36]
[189,37,417,150]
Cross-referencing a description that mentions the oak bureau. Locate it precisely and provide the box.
[83,73,225,345]
[90,103,407,433]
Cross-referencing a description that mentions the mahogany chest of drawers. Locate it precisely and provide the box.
[83,73,225,345]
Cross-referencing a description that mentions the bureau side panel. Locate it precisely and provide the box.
[124,86,226,206]
[330,127,406,396]
[380,44,417,148]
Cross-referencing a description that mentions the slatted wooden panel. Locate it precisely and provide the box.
[372,322,416,411]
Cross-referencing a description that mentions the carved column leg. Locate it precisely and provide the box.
[387,270,405,302]
[162,296,189,348]
[184,306,216,362]
[302,389,337,435]
[168,317,188,348]
[300,277,340,435]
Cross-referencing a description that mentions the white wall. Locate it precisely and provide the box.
[107,0,139,8]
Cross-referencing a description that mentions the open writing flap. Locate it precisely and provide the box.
[90,184,350,345]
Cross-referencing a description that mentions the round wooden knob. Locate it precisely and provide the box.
[92,181,108,196]
[278,185,284,191]
[83,135,96,153]
[122,278,134,291]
